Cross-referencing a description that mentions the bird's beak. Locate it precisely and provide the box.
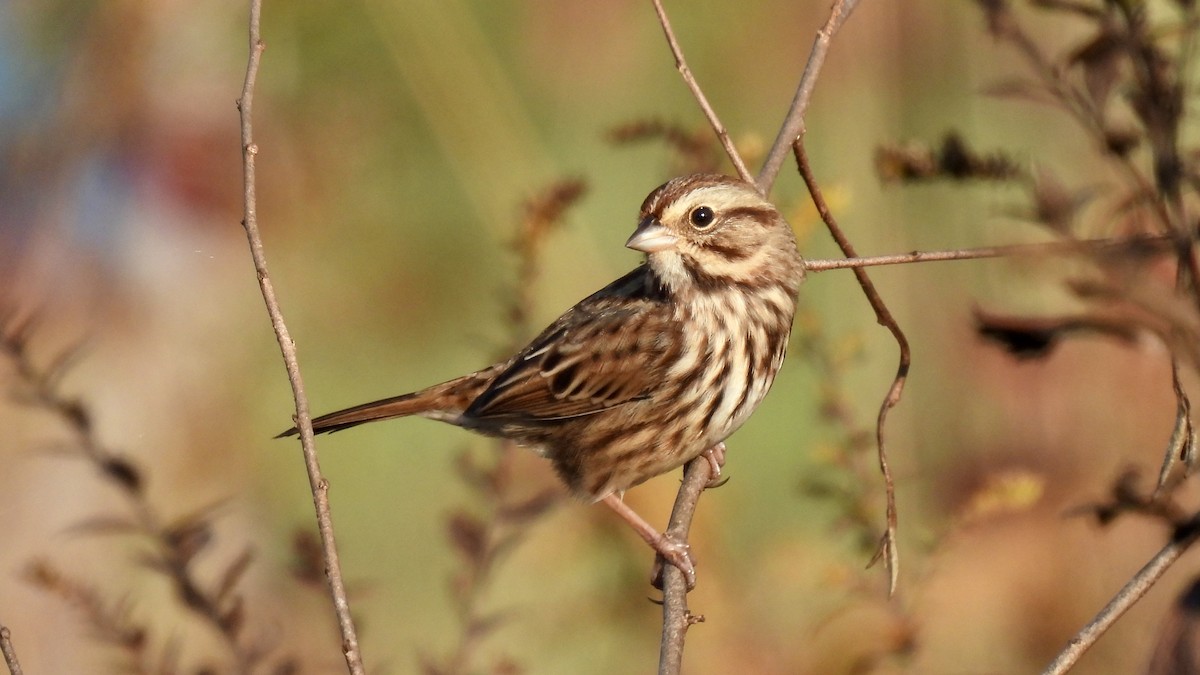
[625,218,679,253]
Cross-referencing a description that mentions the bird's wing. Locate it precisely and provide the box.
[465,295,678,423]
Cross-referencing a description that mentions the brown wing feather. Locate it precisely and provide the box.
[466,298,678,423]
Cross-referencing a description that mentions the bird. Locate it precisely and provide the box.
[280,173,806,585]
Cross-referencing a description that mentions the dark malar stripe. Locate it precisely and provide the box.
[705,241,753,261]
[682,261,783,294]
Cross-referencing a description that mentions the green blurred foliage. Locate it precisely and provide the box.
[2,1,1199,674]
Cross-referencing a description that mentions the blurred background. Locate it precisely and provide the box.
[0,1,1195,673]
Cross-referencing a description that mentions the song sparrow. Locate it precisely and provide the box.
[281,173,806,584]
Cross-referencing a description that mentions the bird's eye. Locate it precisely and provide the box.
[689,205,715,229]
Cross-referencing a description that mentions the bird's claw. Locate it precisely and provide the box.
[703,442,727,489]
[650,536,696,591]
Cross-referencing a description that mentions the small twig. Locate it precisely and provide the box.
[757,0,862,195]
[1156,361,1196,493]
[802,232,1186,272]
[657,455,715,675]
[0,625,23,675]
[235,2,365,673]
[649,0,753,184]
[795,139,906,595]
[1042,514,1200,675]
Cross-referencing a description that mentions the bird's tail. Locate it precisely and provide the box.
[275,366,502,438]
[275,392,430,438]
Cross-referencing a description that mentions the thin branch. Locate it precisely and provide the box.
[1156,360,1197,493]
[757,0,862,195]
[0,625,23,675]
[1042,515,1200,675]
[649,0,753,184]
[658,455,716,675]
[795,139,906,595]
[802,232,1185,272]
[235,2,365,674]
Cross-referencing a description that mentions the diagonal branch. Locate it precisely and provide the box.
[235,2,365,673]
[649,0,754,184]
[757,0,862,195]
[795,139,907,595]
[0,625,22,675]
[1042,513,1200,675]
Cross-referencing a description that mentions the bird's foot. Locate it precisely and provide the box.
[650,535,696,590]
[601,493,697,590]
[702,442,729,489]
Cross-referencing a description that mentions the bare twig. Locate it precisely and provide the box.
[1156,362,1197,494]
[0,625,23,675]
[795,139,906,595]
[1042,514,1200,675]
[649,0,753,184]
[802,232,1185,272]
[235,2,365,673]
[658,455,716,675]
[757,0,862,195]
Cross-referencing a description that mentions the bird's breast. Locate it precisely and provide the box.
[666,286,794,445]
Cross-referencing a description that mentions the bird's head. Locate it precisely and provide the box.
[626,174,805,296]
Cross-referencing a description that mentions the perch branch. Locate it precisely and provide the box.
[658,455,717,675]
[235,2,365,673]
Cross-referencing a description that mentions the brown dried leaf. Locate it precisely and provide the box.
[446,511,488,563]
[216,545,255,603]
[1026,168,1095,234]
[163,519,213,567]
[874,133,1023,184]
[518,179,587,251]
[607,118,718,172]
[497,489,560,523]
[1103,125,1142,156]
[1030,0,1106,17]
[100,455,142,494]
[974,307,1142,359]
[161,498,228,563]
[981,78,1061,107]
[290,529,325,587]
[66,515,141,537]
[221,594,245,637]
[466,611,511,642]
[1070,28,1125,111]
[1070,275,1200,368]
[454,451,499,496]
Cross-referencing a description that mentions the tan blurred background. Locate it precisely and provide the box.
[0,1,1194,673]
